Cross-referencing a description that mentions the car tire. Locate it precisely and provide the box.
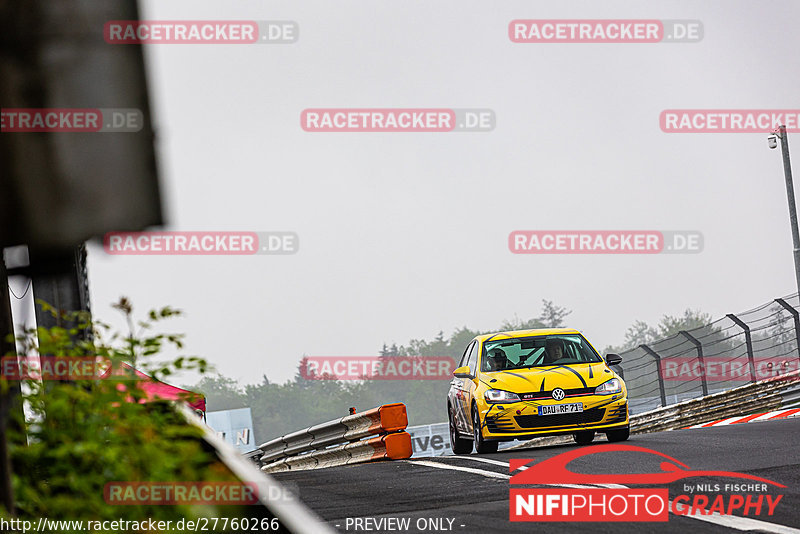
[472,406,498,454]
[572,430,595,445]
[449,405,473,455]
[605,426,630,442]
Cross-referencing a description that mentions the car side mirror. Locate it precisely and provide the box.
[453,365,472,378]
[605,353,622,366]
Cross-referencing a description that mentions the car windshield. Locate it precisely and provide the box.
[481,334,602,372]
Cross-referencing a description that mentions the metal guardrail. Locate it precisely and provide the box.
[258,403,412,472]
[782,383,800,409]
[177,405,335,534]
[619,293,800,412]
[630,369,800,433]
[262,433,412,473]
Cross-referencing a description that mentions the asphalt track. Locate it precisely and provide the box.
[273,418,800,533]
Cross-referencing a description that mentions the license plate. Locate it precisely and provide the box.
[539,403,583,415]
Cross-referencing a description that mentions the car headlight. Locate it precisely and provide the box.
[484,389,521,403]
[595,378,622,395]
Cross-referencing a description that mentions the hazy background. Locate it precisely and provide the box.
[36,0,798,385]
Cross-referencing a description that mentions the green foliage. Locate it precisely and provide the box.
[604,308,713,354]
[2,298,248,530]
[622,320,659,349]
[192,376,248,411]
[657,309,712,338]
[499,316,546,331]
[538,300,572,328]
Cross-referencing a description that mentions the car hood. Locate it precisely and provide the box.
[482,362,615,394]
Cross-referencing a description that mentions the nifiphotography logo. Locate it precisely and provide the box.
[510,444,785,522]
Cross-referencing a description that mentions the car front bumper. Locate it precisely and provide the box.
[479,394,629,441]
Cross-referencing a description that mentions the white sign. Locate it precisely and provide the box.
[206,407,256,453]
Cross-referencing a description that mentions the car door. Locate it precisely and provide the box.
[450,341,475,434]
[463,341,480,433]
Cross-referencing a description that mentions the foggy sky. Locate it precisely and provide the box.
[60,0,800,385]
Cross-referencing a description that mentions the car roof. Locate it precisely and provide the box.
[474,328,581,343]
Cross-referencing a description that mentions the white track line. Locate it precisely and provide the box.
[438,455,628,488]
[408,459,601,489]
[406,460,509,480]
[408,458,799,532]
[443,456,508,468]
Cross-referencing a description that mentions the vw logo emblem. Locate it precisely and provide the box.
[552,388,565,401]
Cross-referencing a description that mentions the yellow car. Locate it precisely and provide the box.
[447,328,629,454]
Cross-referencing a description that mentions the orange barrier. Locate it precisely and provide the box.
[371,432,413,460]
[258,404,411,472]
[262,431,412,473]
[353,403,408,436]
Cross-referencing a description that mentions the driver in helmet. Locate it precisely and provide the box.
[544,339,564,365]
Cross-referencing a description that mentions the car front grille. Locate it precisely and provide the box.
[486,417,516,433]
[519,387,595,401]
[607,403,628,422]
[514,408,606,429]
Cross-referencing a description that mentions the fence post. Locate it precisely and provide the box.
[678,331,708,397]
[775,298,800,365]
[726,313,757,383]
[639,344,667,407]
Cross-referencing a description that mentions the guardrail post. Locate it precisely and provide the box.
[679,331,708,396]
[726,313,757,383]
[638,344,667,407]
[775,298,800,364]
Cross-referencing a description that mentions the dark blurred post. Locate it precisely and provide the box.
[0,0,163,515]
[775,126,800,297]
[0,0,163,249]
[679,331,708,397]
[1,0,162,349]
[0,259,20,514]
[29,245,92,337]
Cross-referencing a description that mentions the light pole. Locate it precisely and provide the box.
[769,125,800,298]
